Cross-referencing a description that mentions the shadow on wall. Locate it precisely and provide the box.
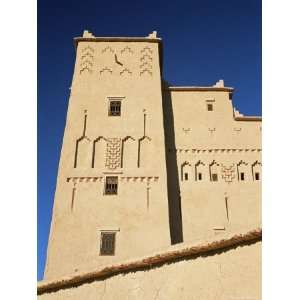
[162,81,183,244]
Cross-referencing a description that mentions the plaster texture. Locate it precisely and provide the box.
[41,30,261,299]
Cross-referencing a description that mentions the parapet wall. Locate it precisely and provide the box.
[38,228,261,300]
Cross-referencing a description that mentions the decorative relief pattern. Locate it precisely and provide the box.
[139,47,153,76]
[101,46,114,54]
[80,46,94,74]
[170,148,262,153]
[120,68,132,76]
[105,138,122,170]
[221,164,236,183]
[120,176,159,183]
[121,46,133,54]
[66,176,159,183]
[67,177,104,183]
[100,67,113,75]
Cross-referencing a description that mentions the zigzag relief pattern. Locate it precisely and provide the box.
[101,46,114,54]
[139,48,153,77]
[100,67,113,75]
[80,46,94,74]
[141,46,153,54]
[120,68,132,76]
[120,46,134,54]
[170,148,262,153]
[120,176,159,183]
[67,177,104,183]
[105,138,122,170]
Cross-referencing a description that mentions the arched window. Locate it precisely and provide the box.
[195,161,206,181]
[209,160,220,182]
[237,160,249,181]
[252,161,262,181]
[181,161,192,181]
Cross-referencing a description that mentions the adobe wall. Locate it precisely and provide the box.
[163,88,261,243]
[44,34,171,280]
[38,239,261,300]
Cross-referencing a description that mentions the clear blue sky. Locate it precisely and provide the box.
[38,0,261,280]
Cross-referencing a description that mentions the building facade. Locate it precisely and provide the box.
[41,31,261,298]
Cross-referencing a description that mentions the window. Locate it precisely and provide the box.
[255,172,260,181]
[100,232,116,255]
[211,173,218,182]
[109,101,121,116]
[198,173,202,180]
[105,176,118,195]
[240,172,245,181]
[184,173,188,180]
[207,104,213,111]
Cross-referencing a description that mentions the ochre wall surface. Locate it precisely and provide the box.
[39,240,261,300]
[42,31,261,295]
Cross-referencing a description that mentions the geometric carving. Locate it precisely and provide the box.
[100,67,113,75]
[120,46,133,54]
[221,164,235,183]
[101,46,114,54]
[80,46,94,75]
[105,138,122,170]
[140,48,153,77]
[120,68,132,76]
[141,46,153,54]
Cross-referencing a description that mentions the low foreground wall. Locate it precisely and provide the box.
[38,229,261,300]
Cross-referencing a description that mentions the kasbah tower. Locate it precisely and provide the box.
[38,30,262,299]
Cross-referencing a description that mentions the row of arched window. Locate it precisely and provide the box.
[180,160,262,182]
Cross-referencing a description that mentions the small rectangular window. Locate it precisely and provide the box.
[105,176,118,195]
[211,173,218,182]
[109,101,121,116]
[240,172,245,181]
[207,104,213,111]
[184,173,188,180]
[198,173,202,180]
[100,232,116,255]
[255,172,260,181]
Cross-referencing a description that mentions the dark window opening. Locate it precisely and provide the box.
[207,104,213,111]
[109,101,121,116]
[198,173,202,180]
[184,173,188,181]
[105,176,118,195]
[240,172,245,181]
[100,232,116,255]
[255,172,260,181]
[211,173,218,182]
[229,93,233,100]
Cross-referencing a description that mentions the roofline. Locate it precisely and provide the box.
[37,228,261,295]
[73,37,162,49]
[234,116,262,122]
[166,86,234,92]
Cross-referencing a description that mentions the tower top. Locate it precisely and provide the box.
[74,30,161,48]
